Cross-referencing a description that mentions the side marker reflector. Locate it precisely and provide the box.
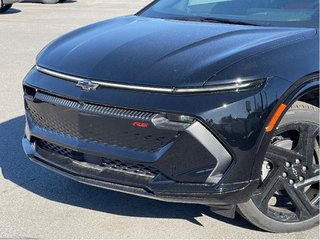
[265,103,287,132]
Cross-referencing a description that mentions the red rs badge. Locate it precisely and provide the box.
[132,122,149,128]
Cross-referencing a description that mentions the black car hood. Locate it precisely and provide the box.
[37,16,315,88]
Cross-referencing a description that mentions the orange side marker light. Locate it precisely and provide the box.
[265,103,287,133]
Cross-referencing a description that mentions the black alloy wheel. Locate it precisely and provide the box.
[238,101,319,233]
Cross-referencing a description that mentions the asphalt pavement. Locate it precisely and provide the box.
[0,1,319,239]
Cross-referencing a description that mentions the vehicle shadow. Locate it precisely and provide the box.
[22,0,77,4]
[0,8,21,14]
[0,116,260,230]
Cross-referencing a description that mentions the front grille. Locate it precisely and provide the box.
[36,139,160,178]
[26,91,178,153]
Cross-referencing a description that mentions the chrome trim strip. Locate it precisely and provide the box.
[37,66,90,82]
[174,83,252,93]
[36,66,173,93]
[36,65,264,94]
[186,122,232,184]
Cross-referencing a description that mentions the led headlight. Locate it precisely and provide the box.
[151,114,195,131]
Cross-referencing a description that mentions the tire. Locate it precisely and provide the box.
[238,101,319,233]
[0,4,12,12]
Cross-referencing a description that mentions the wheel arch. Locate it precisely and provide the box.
[250,72,319,183]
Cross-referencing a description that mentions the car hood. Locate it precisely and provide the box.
[37,16,315,88]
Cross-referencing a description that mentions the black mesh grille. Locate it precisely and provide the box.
[37,140,74,158]
[36,139,160,178]
[26,92,178,153]
[101,159,160,177]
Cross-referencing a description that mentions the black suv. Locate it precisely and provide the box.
[23,0,319,233]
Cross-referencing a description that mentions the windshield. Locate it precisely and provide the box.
[139,0,319,28]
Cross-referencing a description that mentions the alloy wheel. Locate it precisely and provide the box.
[252,122,319,222]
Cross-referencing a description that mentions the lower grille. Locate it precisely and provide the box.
[101,159,160,177]
[37,139,74,158]
[36,139,160,178]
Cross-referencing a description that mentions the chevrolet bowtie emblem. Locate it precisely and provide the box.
[76,79,99,91]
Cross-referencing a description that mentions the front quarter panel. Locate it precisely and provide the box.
[201,76,293,186]
[204,29,319,185]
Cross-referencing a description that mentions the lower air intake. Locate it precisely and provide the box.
[36,139,160,178]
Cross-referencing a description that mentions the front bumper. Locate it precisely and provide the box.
[22,84,259,205]
[23,137,258,205]
[22,67,292,205]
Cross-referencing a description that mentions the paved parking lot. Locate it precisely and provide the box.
[0,1,319,239]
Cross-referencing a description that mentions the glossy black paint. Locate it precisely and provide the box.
[24,90,220,183]
[37,16,317,88]
[23,8,319,206]
[24,69,291,192]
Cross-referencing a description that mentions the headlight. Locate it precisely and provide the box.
[151,113,195,131]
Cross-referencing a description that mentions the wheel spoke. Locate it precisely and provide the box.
[311,195,320,206]
[283,183,319,220]
[313,138,320,167]
[266,144,301,166]
[295,175,320,189]
[252,169,282,213]
[296,124,319,166]
[314,138,320,155]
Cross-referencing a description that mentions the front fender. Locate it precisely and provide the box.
[250,74,319,182]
